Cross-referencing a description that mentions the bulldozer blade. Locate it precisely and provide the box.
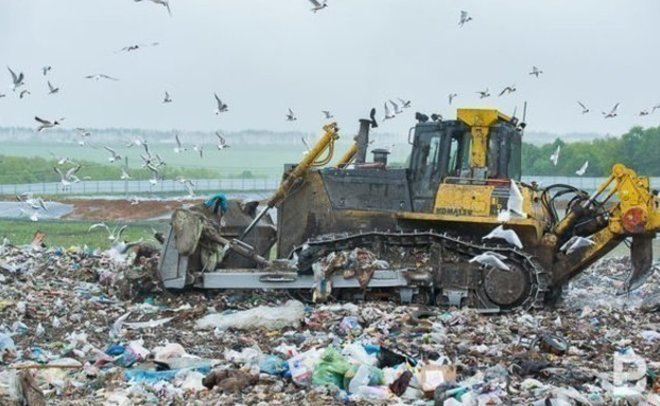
[624,236,654,292]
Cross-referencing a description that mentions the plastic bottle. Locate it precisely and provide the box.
[348,364,371,394]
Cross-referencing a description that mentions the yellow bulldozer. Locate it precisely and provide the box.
[159,107,659,312]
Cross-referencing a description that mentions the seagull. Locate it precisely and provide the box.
[134,0,171,16]
[507,179,526,218]
[42,66,52,76]
[322,110,334,119]
[84,74,119,81]
[120,166,131,180]
[16,192,48,212]
[602,103,619,119]
[477,88,490,99]
[458,10,472,27]
[560,236,595,255]
[529,66,543,78]
[216,131,230,150]
[577,101,590,114]
[177,177,196,197]
[35,116,62,131]
[126,137,146,148]
[469,251,510,271]
[47,81,59,95]
[54,165,81,190]
[19,207,41,222]
[448,93,458,105]
[154,153,166,167]
[76,128,92,137]
[389,99,403,114]
[163,91,172,103]
[286,108,297,121]
[7,66,24,90]
[147,164,162,186]
[214,93,228,114]
[369,107,378,128]
[498,84,516,96]
[194,145,204,158]
[550,145,560,166]
[482,225,523,249]
[0,93,5,98]
[638,109,650,117]
[575,161,589,176]
[308,0,328,13]
[383,102,395,120]
[104,146,122,163]
[49,153,73,166]
[117,42,159,53]
[397,98,412,109]
[19,90,31,99]
[652,104,660,114]
[173,133,187,153]
[88,223,127,242]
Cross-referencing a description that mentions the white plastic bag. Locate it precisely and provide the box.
[196,300,305,331]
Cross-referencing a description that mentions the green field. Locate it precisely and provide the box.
[0,219,168,250]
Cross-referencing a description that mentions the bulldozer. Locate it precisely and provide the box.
[158,107,660,312]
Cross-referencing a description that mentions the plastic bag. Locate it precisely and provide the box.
[0,333,16,361]
[345,364,384,391]
[196,300,305,331]
[260,355,288,376]
[338,316,362,336]
[312,348,352,389]
[342,342,377,366]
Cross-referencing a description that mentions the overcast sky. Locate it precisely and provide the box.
[1,0,659,137]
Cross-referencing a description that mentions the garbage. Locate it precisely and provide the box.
[259,355,288,375]
[196,300,305,331]
[389,369,413,396]
[202,369,259,393]
[0,333,16,362]
[312,347,352,389]
[418,363,457,393]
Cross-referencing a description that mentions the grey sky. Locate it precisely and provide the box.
[1,0,659,137]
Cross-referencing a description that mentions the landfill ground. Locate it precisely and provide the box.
[0,240,659,405]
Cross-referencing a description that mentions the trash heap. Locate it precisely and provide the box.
[0,240,658,405]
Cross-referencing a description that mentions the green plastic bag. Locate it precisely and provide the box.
[312,348,352,389]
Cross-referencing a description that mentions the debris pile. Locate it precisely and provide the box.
[0,240,658,404]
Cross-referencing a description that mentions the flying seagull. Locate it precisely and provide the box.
[498,84,516,96]
[652,104,660,114]
[458,10,472,27]
[286,108,297,121]
[214,93,228,114]
[322,110,334,119]
[7,66,24,90]
[397,98,412,109]
[469,251,510,271]
[482,225,523,249]
[448,93,458,105]
[389,99,403,115]
[146,164,162,186]
[550,145,561,166]
[477,88,490,99]
[173,134,187,153]
[76,128,92,137]
[193,144,204,158]
[308,0,328,13]
[120,166,131,180]
[54,165,81,190]
[117,42,159,53]
[35,116,62,131]
[216,131,230,150]
[42,66,52,76]
[638,109,650,117]
[0,93,5,98]
[575,161,589,176]
[383,102,395,120]
[16,192,48,212]
[560,236,595,255]
[19,90,31,99]
[104,146,122,163]
[602,103,619,119]
[163,91,172,103]
[577,101,590,114]
[85,74,119,81]
[529,66,543,78]
[47,81,59,95]
[134,0,171,16]
[88,223,127,242]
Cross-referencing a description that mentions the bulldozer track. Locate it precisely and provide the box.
[293,230,551,312]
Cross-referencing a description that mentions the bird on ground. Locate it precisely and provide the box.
[134,0,171,15]
[42,66,52,76]
[117,42,159,53]
[482,225,523,249]
[214,93,228,114]
[47,81,59,95]
[216,131,230,150]
[448,93,458,105]
[54,165,81,190]
[550,145,561,166]
[397,98,412,109]
[19,90,31,99]
[638,109,650,117]
[560,236,595,255]
[88,223,127,242]
[84,74,119,81]
[602,103,619,119]
[577,101,590,114]
[7,66,24,90]
[575,161,589,176]
[529,66,543,77]
[173,134,187,153]
[163,91,172,103]
[104,146,122,163]
[286,108,297,121]
[309,0,328,12]
[322,110,334,119]
[458,10,472,27]
[389,99,403,114]
[129,197,140,205]
[477,88,490,99]
[498,84,516,96]
[383,102,395,120]
[469,251,510,271]
[35,116,62,131]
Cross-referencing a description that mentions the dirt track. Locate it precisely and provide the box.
[62,198,202,221]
